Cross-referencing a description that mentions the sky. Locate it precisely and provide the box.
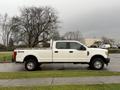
[0,0,120,40]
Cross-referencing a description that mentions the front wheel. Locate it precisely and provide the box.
[89,58,104,70]
[25,60,37,71]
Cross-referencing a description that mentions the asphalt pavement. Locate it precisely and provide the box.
[0,54,119,72]
[0,76,120,86]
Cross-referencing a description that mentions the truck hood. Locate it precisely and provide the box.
[87,48,108,52]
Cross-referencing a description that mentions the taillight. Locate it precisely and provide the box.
[12,51,17,62]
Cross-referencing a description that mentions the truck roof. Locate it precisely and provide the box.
[54,40,81,42]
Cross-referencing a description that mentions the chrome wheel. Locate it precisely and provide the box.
[25,60,37,71]
[27,62,35,70]
[94,61,102,69]
[90,58,104,70]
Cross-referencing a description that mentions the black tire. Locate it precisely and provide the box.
[25,59,38,71]
[89,58,104,70]
[36,63,42,70]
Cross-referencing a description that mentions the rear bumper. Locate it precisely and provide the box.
[105,58,110,65]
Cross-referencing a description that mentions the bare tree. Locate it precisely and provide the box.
[102,37,115,45]
[8,38,14,47]
[0,13,13,47]
[11,6,59,47]
[49,30,60,40]
[10,17,24,45]
[63,30,85,43]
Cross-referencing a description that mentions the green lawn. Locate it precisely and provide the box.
[0,84,120,90]
[0,52,12,62]
[0,70,120,79]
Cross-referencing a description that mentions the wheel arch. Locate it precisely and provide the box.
[90,55,106,64]
[24,55,38,63]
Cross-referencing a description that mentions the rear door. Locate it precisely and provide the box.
[53,42,70,62]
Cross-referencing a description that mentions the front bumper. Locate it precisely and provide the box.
[105,58,110,65]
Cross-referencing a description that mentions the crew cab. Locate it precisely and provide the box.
[13,40,110,71]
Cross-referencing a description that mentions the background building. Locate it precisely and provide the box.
[84,38,102,47]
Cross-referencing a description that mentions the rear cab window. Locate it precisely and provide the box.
[56,42,69,49]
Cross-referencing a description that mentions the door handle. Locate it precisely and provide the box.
[69,51,73,53]
[54,51,58,53]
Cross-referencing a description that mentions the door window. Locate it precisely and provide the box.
[56,42,68,49]
[70,42,86,50]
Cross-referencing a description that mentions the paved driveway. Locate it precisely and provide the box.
[0,54,119,72]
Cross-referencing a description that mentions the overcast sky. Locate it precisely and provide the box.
[0,0,120,40]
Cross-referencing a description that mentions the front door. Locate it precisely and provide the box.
[68,42,88,62]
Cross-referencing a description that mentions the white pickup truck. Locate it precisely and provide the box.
[13,40,110,71]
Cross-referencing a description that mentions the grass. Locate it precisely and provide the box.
[0,70,119,79]
[0,84,120,90]
[0,51,12,62]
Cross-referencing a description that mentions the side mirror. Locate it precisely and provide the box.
[79,45,86,50]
